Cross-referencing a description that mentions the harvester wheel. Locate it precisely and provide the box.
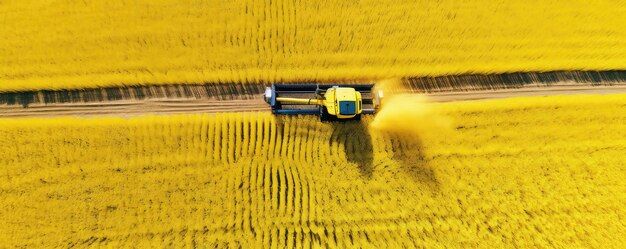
[353,114,361,121]
[319,106,331,121]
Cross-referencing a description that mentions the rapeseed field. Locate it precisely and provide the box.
[1,94,624,247]
[1,0,626,91]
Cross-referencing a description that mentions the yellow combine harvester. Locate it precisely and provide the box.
[263,84,383,121]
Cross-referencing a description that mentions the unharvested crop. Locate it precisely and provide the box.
[1,1,626,91]
[0,94,624,247]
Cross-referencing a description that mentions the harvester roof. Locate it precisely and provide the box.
[334,87,357,101]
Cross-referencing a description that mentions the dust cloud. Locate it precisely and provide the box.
[370,79,452,138]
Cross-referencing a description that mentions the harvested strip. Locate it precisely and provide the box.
[1,71,626,107]
[2,85,626,118]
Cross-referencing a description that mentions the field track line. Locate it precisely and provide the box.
[1,85,626,118]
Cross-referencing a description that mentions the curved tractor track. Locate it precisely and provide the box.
[1,85,626,118]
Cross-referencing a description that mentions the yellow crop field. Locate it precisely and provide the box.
[1,0,626,91]
[0,94,625,248]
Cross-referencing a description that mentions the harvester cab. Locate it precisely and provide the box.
[263,84,383,121]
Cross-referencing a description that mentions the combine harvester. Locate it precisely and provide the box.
[264,84,383,121]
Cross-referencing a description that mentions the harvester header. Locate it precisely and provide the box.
[263,84,383,121]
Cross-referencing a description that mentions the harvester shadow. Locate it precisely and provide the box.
[278,116,438,189]
[384,132,440,192]
[329,120,374,178]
